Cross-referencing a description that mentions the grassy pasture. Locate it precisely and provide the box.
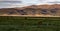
[0,16,60,31]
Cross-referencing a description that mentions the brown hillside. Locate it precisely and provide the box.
[0,4,60,16]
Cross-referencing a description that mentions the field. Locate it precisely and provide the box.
[0,16,60,31]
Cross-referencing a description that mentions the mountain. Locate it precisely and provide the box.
[0,4,60,16]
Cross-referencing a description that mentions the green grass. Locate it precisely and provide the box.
[0,16,60,31]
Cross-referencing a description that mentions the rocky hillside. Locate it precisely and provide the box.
[0,4,60,16]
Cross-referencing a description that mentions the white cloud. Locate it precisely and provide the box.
[0,0,60,8]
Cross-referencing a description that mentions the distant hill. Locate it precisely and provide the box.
[0,4,60,16]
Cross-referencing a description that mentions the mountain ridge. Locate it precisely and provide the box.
[0,4,60,16]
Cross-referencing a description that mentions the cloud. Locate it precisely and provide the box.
[0,0,60,8]
[0,0,21,1]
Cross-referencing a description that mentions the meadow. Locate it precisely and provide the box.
[0,16,60,31]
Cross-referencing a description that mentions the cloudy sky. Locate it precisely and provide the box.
[0,0,60,8]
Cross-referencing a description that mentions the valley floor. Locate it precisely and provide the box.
[0,16,60,31]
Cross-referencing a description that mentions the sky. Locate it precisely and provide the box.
[0,0,60,8]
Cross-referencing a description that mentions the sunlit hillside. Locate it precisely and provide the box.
[0,4,60,16]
